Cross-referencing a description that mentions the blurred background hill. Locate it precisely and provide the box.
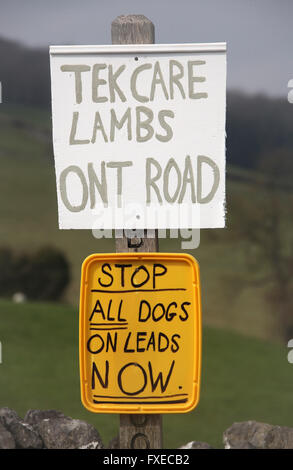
[0,37,50,108]
[2,36,293,170]
[1,36,293,342]
[1,24,293,448]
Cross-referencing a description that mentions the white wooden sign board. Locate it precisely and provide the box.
[50,43,226,229]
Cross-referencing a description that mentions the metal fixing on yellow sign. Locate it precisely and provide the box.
[79,253,201,414]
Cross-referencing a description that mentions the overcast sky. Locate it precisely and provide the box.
[0,0,292,97]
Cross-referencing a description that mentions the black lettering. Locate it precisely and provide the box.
[89,299,105,321]
[124,332,135,353]
[138,300,151,322]
[115,264,132,287]
[166,302,177,321]
[158,332,169,352]
[171,334,180,353]
[148,360,175,393]
[87,334,104,354]
[118,299,127,322]
[180,302,190,321]
[136,332,147,352]
[152,303,165,322]
[98,263,113,287]
[146,332,156,351]
[106,332,117,352]
[92,360,109,389]
[153,263,167,288]
[118,362,147,395]
[106,299,115,321]
[131,265,150,288]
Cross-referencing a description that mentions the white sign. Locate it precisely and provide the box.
[50,43,226,229]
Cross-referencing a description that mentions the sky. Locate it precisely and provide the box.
[0,0,292,97]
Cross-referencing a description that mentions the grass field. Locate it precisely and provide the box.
[0,298,292,448]
[0,104,280,342]
[1,104,292,448]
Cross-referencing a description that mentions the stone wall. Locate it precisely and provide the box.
[0,407,103,449]
[1,407,293,449]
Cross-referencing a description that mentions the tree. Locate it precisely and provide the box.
[235,148,293,341]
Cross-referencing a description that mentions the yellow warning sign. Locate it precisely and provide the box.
[79,253,201,414]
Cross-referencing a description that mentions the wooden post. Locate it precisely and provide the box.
[111,14,162,450]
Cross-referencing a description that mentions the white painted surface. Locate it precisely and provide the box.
[50,43,226,229]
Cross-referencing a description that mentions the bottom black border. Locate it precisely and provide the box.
[1,448,293,465]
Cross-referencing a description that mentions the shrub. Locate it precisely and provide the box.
[0,246,70,301]
[0,247,15,297]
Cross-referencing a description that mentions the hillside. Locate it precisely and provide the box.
[1,35,293,169]
[0,103,284,341]
[0,299,292,448]
[0,37,50,108]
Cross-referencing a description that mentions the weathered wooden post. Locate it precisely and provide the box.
[111,14,162,450]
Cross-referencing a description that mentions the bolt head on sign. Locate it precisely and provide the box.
[79,253,201,414]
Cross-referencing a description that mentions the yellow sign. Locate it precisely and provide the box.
[79,253,201,414]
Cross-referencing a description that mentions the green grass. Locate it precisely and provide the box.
[0,299,292,448]
[0,103,281,342]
